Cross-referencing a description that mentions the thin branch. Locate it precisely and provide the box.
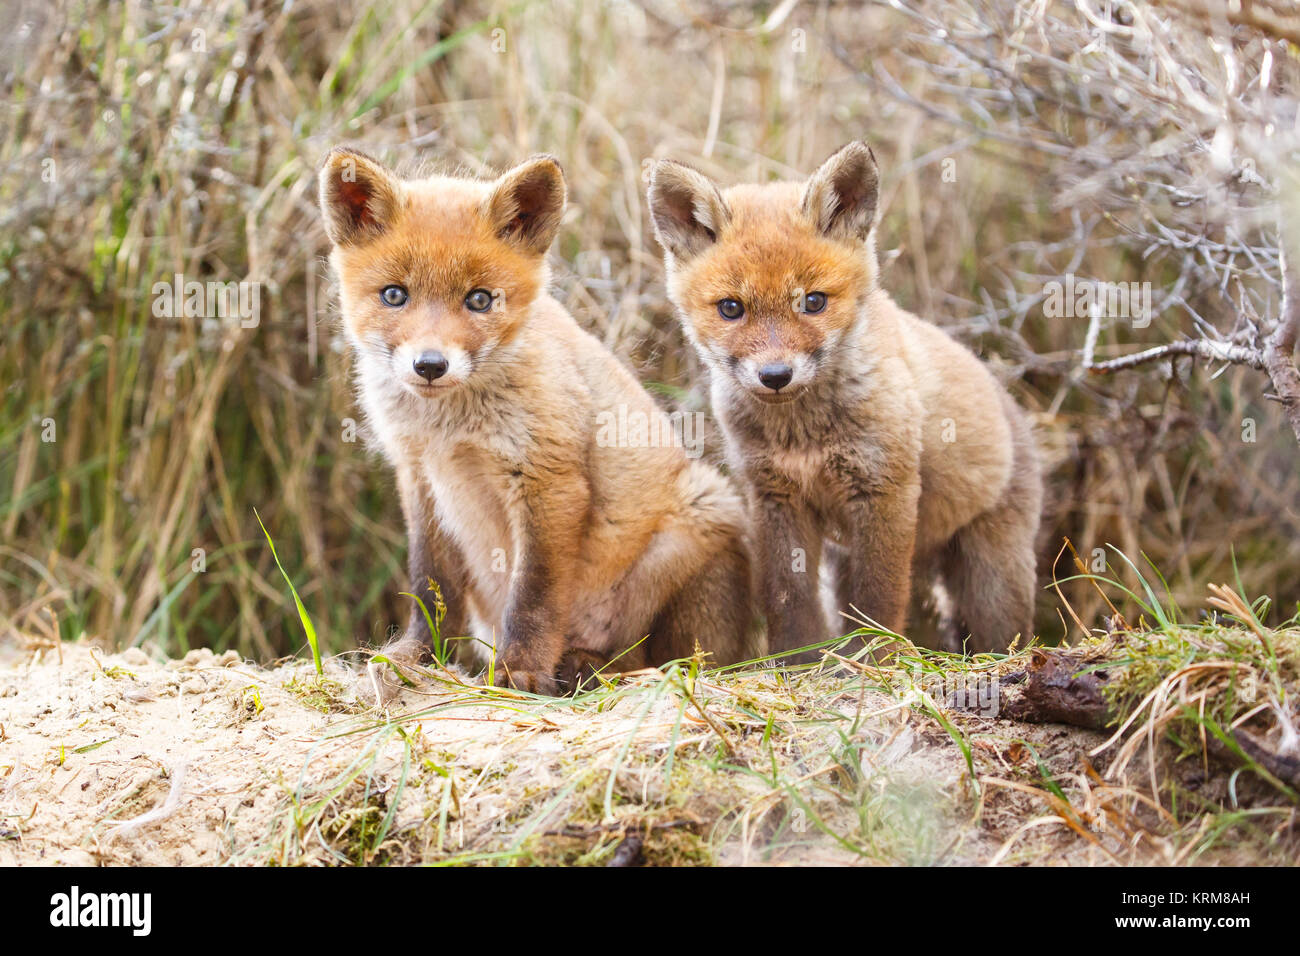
[1084,338,1266,374]
[1262,243,1300,443]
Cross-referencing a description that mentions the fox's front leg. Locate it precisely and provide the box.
[839,473,921,643]
[495,469,588,694]
[398,464,468,649]
[755,493,826,662]
[363,465,470,704]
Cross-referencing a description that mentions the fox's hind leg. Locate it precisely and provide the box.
[940,509,1036,653]
[562,526,755,686]
[940,412,1041,654]
[566,466,758,680]
[646,529,757,671]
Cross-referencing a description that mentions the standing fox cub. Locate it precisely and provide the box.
[648,142,1042,657]
[319,148,754,698]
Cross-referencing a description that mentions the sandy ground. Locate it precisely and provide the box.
[2,644,343,864]
[0,642,552,865]
[0,640,1214,866]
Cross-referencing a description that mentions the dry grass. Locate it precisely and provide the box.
[3,0,1299,664]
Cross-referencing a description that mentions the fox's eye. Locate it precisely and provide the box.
[717,298,745,321]
[801,292,828,314]
[380,285,408,307]
[465,288,494,313]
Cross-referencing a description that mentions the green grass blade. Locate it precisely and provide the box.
[254,508,322,675]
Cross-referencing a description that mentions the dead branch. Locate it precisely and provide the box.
[1080,246,1300,442]
[1263,244,1300,443]
[998,648,1113,731]
[979,648,1300,790]
[1207,727,1300,790]
[1084,338,1267,374]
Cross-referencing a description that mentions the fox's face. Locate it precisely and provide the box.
[319,149,565,398]
[648,142,880,404]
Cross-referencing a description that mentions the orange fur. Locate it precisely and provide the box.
[649,142,1042,657]
[320,148,756,698]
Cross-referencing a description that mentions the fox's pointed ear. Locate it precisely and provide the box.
[485,155,566,256]
[647,160,730,261]
[801,141,879,243]
[318,147,403,246]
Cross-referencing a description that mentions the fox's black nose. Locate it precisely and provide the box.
[413,351,449,382]
[758,363,794,391]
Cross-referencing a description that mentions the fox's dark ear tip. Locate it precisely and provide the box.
[516,153,565,179]
[647,158,692,189]
[320,145,383,175]
[319,147,345,175]
[848,140,877,166]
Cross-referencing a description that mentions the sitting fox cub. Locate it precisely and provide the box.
[648,142,1042,656]
[320,148,754,697]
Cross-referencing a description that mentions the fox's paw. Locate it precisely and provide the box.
[358,636,427,706]
[490,641,565,696]
[492,668,560,696]
[488,647,561,691]
[556,649,612,694]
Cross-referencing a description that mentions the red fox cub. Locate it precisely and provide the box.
[319,148,755,698]
[648,141,1042,658]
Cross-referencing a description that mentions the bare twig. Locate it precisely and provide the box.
[1084,338,1267,374]
[1262,243,1300,443]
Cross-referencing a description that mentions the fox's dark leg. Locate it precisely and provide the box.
[828,536,947,656]
[941,402,1041,655]
[837,475,921,646]
[363,465,471,704]
[397,464,469,653]
[940,507,1037,654]
[755,493,826,663]
[493,468,587,695]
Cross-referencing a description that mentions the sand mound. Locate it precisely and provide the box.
[1,640,1290,866]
